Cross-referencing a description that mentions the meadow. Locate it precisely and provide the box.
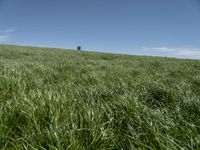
[0,45,200,149]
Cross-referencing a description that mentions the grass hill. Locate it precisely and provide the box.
[0,45,200,149]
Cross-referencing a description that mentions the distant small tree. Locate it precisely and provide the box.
[77,46,81,51]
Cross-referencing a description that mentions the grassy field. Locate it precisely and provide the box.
[0,45,200,149]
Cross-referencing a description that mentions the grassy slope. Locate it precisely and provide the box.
[0,45,200,149]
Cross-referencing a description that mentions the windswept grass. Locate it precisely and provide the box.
[0,45,200,149]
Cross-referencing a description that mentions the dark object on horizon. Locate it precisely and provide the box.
[77,46,81,51]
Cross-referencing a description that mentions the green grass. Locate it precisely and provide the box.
[0,44,200,149]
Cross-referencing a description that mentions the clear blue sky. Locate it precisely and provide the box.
[0,0,200,59]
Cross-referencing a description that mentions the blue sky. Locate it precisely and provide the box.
[0,0,200,59]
